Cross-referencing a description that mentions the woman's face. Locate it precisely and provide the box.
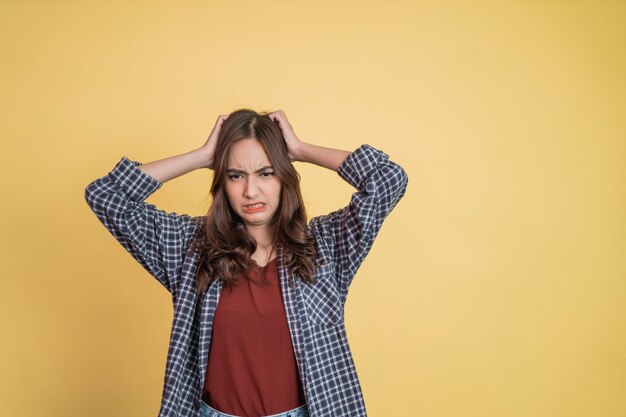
[224,138,282,228]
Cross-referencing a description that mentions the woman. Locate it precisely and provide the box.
[84,108,408,417]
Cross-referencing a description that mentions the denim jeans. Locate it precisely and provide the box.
[200,399,309,417]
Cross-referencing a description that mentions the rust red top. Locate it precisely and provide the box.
[202,257,306,417]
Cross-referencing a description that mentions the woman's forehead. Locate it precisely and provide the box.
[228,138,271,169]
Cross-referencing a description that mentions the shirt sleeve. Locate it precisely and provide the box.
[307,144,409,303]
[84,156,202,295]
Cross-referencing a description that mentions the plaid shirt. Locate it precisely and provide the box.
[85,144,408,417]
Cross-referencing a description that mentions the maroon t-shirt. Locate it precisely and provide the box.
[202,257,306,417]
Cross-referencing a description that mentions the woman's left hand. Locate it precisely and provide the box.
[268,109,303,162]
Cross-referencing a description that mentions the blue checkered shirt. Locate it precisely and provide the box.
[85,144,408,417]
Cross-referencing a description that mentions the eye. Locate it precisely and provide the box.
[228,174,242,180]
[261,172,275,177]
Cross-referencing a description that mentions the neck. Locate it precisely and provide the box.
[246,224,274,249]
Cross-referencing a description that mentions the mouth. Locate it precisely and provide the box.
[243,202,266,213]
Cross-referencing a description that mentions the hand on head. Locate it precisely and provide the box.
[201,114,229,169]
[268,109,303,162]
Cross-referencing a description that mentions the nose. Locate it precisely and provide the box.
[243,176,258,198]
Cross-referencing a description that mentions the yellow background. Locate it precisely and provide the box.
[1,1,624,416]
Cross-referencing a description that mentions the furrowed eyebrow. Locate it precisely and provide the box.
[226,166,274,174]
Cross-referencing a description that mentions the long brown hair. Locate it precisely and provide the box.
[190,108,319,295]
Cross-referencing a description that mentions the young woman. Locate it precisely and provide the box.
[84,109,408,417]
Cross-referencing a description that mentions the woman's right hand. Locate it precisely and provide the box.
[200,114,229,170]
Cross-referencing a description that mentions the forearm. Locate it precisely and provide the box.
[137,148,209,184]
[296,142,351,172]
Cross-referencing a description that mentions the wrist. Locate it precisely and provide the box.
[191,147,213,170]
[294,141,312,163]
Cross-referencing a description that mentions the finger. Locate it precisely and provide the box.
[274,113,285,123]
